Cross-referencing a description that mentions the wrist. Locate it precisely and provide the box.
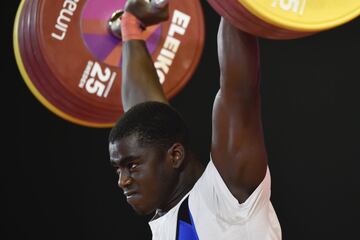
[121,11,145,41]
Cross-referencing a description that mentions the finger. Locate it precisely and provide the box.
[151,0,169,8]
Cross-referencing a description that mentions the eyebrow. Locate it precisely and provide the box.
[110,155,137,167]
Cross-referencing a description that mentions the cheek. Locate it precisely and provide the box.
[152,168,176,197]
[136,165,170,197]
[138,171,163,195]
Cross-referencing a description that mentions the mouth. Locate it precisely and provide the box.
[123,190,138,199]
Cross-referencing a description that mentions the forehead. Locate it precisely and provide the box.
[109,134,141,160]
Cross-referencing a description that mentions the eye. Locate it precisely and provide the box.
[128,162,138,170]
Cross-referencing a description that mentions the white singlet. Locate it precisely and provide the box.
[149,159,282,240]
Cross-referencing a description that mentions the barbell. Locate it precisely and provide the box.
[14,0,360,127]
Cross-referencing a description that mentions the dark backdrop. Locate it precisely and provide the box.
[3,1,360,239]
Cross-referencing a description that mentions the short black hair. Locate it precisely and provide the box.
[109,102,189,150]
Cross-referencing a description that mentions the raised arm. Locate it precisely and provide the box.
[211,18,267,203]
[121,0,169,112]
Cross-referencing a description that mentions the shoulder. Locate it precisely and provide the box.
[189,158,272,220]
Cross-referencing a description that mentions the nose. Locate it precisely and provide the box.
[118,168,132,189]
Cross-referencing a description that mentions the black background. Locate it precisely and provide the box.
[3,0,360,239]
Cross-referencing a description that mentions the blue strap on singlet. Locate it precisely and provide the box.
[176,197,199,240]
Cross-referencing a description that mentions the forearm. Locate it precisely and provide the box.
[121,40,168,112]
[217,18,260,98]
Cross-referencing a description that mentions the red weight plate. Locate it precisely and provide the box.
[31,0,117,122]
[15,0,205,127]
[16,0,125,125]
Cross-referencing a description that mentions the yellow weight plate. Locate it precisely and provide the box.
[240,0,360,31]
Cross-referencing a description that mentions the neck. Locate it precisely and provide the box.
[152,155,205,219]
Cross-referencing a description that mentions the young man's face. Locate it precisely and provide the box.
[109,134,177,215]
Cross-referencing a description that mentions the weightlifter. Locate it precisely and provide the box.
[108,0,282,239]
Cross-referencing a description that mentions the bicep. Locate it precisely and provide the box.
[211,18,267,202]
[211,89,267,203]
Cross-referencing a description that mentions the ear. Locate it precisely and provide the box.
[166,143,185,169]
